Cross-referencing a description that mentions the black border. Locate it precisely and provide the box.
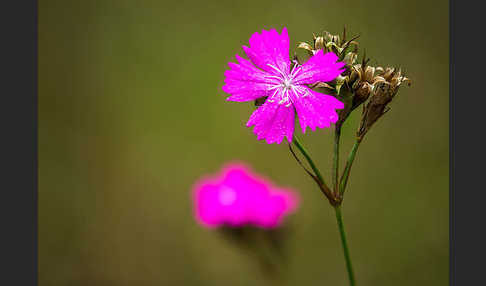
[0,0,484,284]
[450,0,486,285]
[0,1,37,285]
[449,0,454,284]
[449,0,457,285]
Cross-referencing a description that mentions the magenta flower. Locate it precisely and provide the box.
[192,163,299,229]
[223,27,346,144]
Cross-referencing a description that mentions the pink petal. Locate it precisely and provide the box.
[192,163,300,229]
[292,87,344,133]
[223,55,278,102]
[293,50,346,85]
[194,183,224,227]
[246,99,295,144]
[242,27,290,75]
[252,188,299,228]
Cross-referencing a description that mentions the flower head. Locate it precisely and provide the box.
[223,28,346,144]
[192,163,299,229]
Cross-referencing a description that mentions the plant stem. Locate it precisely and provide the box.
[292,136,336,204]
[292,136,328,190]
[339,140,361,197]
[333,126,341,196]
[334,205,356,286]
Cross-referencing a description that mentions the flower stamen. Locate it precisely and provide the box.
[266,63,286,78]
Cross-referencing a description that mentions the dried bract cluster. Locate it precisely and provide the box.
[357,68,410,140]
[297,28,410,138]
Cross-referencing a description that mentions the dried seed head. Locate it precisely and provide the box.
[323,31,333,43]
[356,68,411,141]
[314,36,325,51]
[297,42,314,56]
[381,67,395,81]
[352,81,372,109]
[331,34,340,43]
[349,67,359,83]
[363,66,375,82]
[343,52,358,65]
[298,29,359,60]
[297,29,359,100]
[371,76,386,85]
[294,29,410,137]
[310,82,334,90]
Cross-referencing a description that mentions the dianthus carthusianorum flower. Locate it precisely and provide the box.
[223,27,346,144]
[192,163,299,228]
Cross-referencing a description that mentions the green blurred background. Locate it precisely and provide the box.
[39,0,448,285]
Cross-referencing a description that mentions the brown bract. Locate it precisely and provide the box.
[357,68,411,141]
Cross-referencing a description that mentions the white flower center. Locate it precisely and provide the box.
[265,63,307,107]
[282,78,293,90]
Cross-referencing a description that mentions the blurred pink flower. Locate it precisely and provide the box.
[223,27,345,144]
[192,163,299,229]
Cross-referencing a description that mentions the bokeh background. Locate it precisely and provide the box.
[39,0,448,285]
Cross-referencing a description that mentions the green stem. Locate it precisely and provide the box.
[292,136,335,204]
[292,136,328,190]
[334,206,356,286]
[333,126,341,195]
[339,140,361,197]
